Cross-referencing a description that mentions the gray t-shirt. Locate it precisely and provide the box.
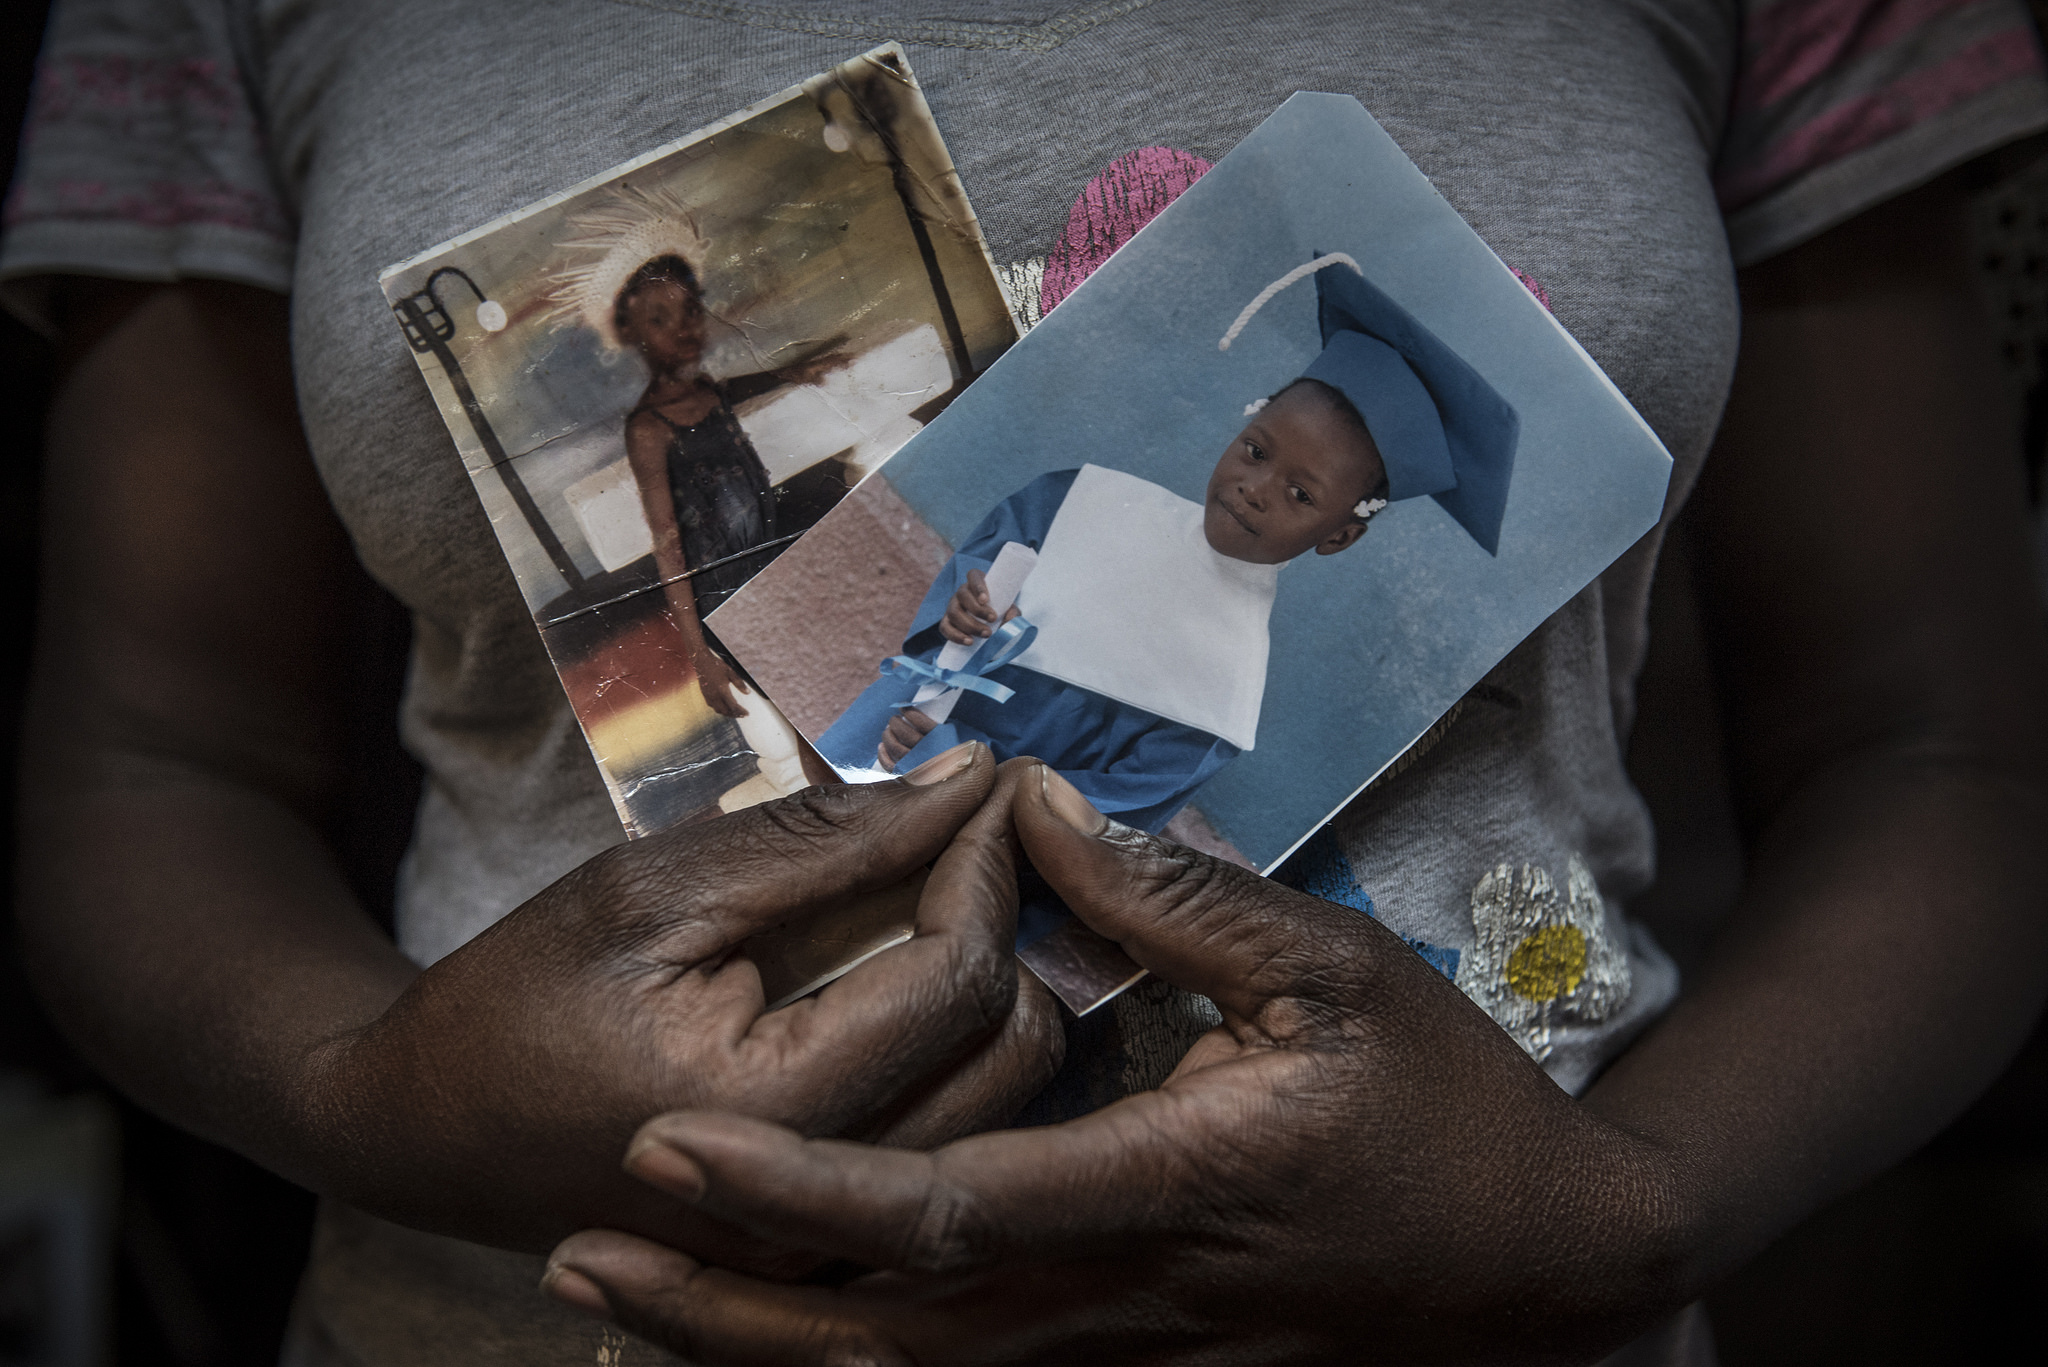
[8,2,2046,1363]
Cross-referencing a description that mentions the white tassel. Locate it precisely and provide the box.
[1218,253,1364,351]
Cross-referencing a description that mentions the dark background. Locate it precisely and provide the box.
[0,4,2044,1361]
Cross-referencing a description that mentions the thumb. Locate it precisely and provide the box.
[1015,765,1389,1025]
[580,742,996,964]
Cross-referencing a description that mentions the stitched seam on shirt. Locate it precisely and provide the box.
[598,0,1155,51]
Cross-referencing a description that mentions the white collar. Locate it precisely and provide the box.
[1013,465,1278,749]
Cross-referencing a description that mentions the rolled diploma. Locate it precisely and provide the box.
[912,540,1039,726]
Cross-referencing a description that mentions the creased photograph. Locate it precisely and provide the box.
[379,44,1015,1001]
[378,42,1015,827]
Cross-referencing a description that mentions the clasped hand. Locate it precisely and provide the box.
[542,764,1701,1365]
[299,742,1061,1267]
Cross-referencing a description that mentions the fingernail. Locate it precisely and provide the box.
[624,1134,706,1201]
[902,740,980,786]
[541,1264,610,1318]
[1039,764,1107,836]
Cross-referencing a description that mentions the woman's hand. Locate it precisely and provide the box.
[22,284,1058,1279]
[878,707,938,771]
[939,568,1018,646]
[541,766,1693,1363]
[541,174,2048,1363]
[690,646,745,718]
[303,744,1063,1262]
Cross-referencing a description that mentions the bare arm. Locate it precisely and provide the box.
[541,176,2048,1361]
[1581,171,2048,1279]
[18,281,418,1164]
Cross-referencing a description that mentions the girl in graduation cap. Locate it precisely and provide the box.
[818,254,1519,832]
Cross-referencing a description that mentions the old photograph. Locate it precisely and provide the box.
[381,44,1016,838]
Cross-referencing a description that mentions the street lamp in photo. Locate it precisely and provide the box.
[390,266,587,595]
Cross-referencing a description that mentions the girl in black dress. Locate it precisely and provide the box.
[614,254,798,718]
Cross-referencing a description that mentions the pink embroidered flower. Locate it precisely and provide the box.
[1510,267,1552,311]
[1041,146,1213,313]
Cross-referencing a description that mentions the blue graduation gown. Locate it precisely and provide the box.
[818,469,1242,833]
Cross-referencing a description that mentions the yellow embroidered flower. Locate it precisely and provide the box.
[1454,854,1630,1061]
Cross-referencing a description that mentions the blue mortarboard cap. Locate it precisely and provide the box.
[1303,331,1456,499]
[1309,255,1520,554]
[1221,254,1520,554]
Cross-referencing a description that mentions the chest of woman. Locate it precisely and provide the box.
[246,0,1738,668]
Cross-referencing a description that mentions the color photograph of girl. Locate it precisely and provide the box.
[814,255,1518,833]
[381,47,1017,836]
[552,202,847,721]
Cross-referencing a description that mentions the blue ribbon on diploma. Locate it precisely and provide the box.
[882,615,1039,705]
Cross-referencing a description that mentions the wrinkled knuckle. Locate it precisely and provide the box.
[1014,988,1068,1085]
[1258,988,1364,1042]
[753,785,868,846]
[575,840,647,908]
[961,825,1017,886]
[1032,1025,1067,1089]
[1302,948,1379,1003]
[922,934,1013,1039]
[625,859,720,938]
[1122,839,1230,916]
[567,844,688,949]
[1232,924,1329,993]
[956,937,1018,1030]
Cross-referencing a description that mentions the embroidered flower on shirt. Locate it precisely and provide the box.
[1009,145,1554,337]
[995,255,1047,332]
[1454,854,1630,1061]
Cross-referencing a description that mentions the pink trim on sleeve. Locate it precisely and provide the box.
[25,55,247,130]
[2,51,290,241]
[1738,0,1983,113]
[3,177,291,237]
[1719,25,2044,210]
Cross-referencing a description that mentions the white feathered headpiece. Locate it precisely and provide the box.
[543,182,710,350]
